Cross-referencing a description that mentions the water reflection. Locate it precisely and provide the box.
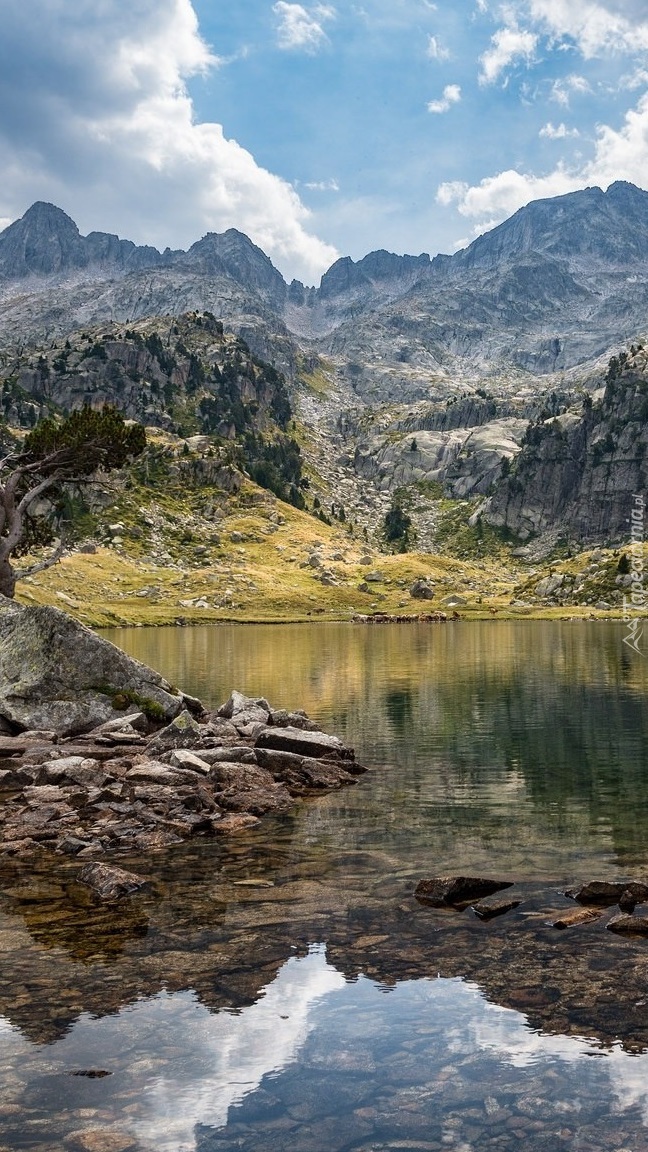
[2,950,648,1152]
[104,622,648,875]
[0,622,647,1149]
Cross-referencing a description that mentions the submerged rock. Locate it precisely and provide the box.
[552,908,603,930]
[607,913,648,937]
[472,896,521,920]
[567,880,648,907]
[415,876,513,908]
[77,862,149,900]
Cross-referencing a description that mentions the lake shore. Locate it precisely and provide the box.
[12,544,646,629]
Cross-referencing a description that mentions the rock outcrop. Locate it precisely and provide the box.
[485,349,648,543]
[0,599,186,735]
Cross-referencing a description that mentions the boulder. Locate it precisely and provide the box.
[255,726,353,760]
[90,713,149,735]
[255,747,362,790]
[40,757,106,787]
[125,763,187,786]
[415,876,513,908]
[268,708,318,731]
[0,601,185,735]
[210,762,294,815]
[200,746,257,765]
[217,691,271,726]
[168,749,211,776]
[410,579,435,600]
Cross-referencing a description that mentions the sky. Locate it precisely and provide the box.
[0,1,648,284]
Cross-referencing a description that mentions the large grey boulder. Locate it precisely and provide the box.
[0,600,185,735]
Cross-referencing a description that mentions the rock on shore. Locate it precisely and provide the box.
[0,601,366,859]
[0,597,185,734]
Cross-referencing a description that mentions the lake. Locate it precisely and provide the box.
[1,620,648,1152]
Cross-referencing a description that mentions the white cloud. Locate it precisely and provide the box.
[622,67,648,91]
[304,178,340,191]
[0,0,338,282]
[438,166,576,220]
[479,25,538,85]
[528,0,648,58]
[427,35,450,61]
[437,90,648,234]
[550,73,592,106]
[273,2,336,53]
[539,120,580,138]
[427,83,462,113]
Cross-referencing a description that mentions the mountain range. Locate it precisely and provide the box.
[2,181,648,381]
[1,182,647,558]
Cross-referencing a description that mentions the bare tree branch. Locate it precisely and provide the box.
[15,539,67,580]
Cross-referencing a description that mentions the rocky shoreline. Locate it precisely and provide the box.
[0,598,365,867]
[0,689,365,863]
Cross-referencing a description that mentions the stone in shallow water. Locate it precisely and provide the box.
[65,1129,138,1152]
[552,908,602,930]
[607,913,648,937]
[567,880,648,906]
[414,876,513,908]
[77,862,149,900]
[472,897,521,920]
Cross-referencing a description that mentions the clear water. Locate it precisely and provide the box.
[1,620,648,1151]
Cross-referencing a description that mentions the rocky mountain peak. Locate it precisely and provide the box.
[186,228,287,306]
[455,182,648,272]
[0,201,86,278]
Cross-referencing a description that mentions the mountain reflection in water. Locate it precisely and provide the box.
[0,620,647,1150]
